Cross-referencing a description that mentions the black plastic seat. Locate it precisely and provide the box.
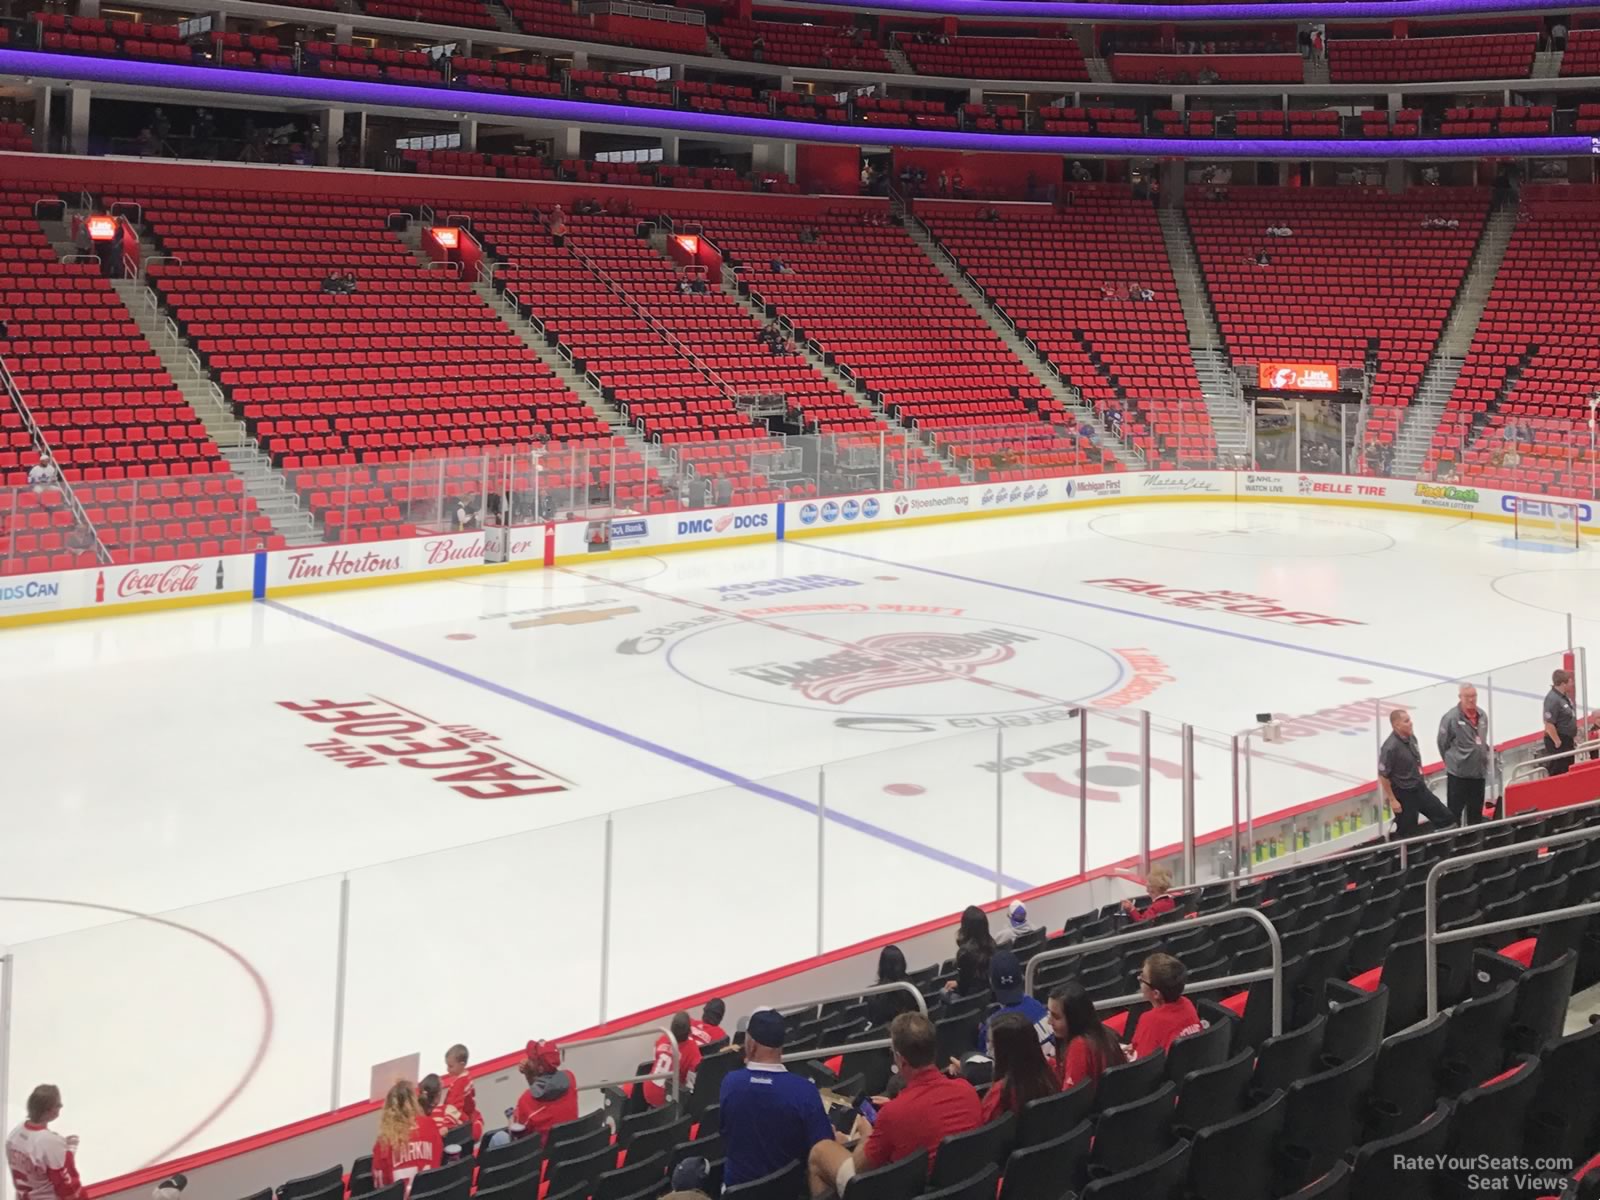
[410,1158,473,1200]
[545,1145,617,1199]
[1365,1012,1448,1139]
[1444,1057,1541,1188]
[688,1052,740,1114]
[476,1162,541,1196]
[549,1111,610,1147]
[1381,937,1474,1034]
[919,1165,998,1200]
[1077,1139,1191,1200]
[928,1112,1015,1189]
[1294,938,1354,1027]
[1322,981,1390,1066]
[1527,1019,1600,1162]
[721,1161,801,1200]
[843,1148,927,1200]
[997,1120,1091,1200]
[471,1175,540,1200]
[1348,1101,1452,1200]
[1088,1081,1176,1178]
[1279,1050,1378,1188]
[279,1166,342,1200]
[1346,918,1397,976]
[1173,1046,1255,1138]
[407,1179,466,1200]
[1016,1078,1094,1148]
[348,1157,375,1198]
[362,1184,404,1200]
[623,1117,694,1166]
[617,1104,679,1147]
[1163,1019,1231,1083]
[1281,1160,1351,1200]
[1092,1049,1165,1112]
[1506,950,1580,1056]
[595,1151,666,1200]
[1185,1089,1286,1200]
[479,1136,542,1176]
[1439,980,1516,1095]
[1249,1015,1327,1102]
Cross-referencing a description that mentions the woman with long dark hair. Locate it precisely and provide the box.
[867,944,919,1027]
[945,905,995,999]
[1048,982,1127,1087]
[980,1013,1059,1121]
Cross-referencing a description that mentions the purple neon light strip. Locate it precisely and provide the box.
[726,0,1580,17]
[3,49,1595,160]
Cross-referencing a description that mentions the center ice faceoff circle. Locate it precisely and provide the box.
[663,611,1128,718]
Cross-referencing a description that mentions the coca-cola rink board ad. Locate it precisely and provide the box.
[0,554,255,616]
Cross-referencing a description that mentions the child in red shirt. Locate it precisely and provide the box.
[439,1044,482,1143]
[642,1012,702,1107]
[1130,953,1204,1059]
[1121,866,1178,924]
[1048,983,1127,1087]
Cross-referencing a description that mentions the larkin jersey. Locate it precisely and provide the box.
[371,1115,443,1188]
[5,1124,82,1200]
[641,1035,701,1107]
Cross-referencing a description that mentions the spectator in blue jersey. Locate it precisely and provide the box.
[976,950,1052,1054]
[719,1008,834,1189]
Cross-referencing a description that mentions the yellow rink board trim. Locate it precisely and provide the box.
[1,487,1588,628]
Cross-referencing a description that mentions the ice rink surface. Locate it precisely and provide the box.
[3,501,1598,1179]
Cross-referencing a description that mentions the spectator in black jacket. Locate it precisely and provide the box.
[943,906,994,1000]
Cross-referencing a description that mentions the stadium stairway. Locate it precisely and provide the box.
[1157,209,1251,463]
[904,218,1147,469]
[1390,199,1520,478]
[393,221,683,492]
[39,200,320,545]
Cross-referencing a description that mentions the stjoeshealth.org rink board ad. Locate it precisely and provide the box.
[2,471,1594,625]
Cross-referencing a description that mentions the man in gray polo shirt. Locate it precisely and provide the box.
[1438,683,1492,825]
[1379,708,1455,838]
[1543,669,1579,777]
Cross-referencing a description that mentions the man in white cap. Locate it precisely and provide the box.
[994,900,1035,946]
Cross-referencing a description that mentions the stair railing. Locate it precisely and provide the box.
[0,354,111,565]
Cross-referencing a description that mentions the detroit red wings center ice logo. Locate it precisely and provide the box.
[737,629,1025,705]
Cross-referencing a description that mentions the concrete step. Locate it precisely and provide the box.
[1084,58,1112,83]
[1158,214,1249,461]
[1532,49,1563,78]
[1391,202,1520,475]
[905,218,1147,468]
[885,46,913,73]
[486,0,521,34]
[104,276,322,542]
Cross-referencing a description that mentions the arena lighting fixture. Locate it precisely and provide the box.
[675,234,700,254]
[430,226,461,249]
[85,214,118,241]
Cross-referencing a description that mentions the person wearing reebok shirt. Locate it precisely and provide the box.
[1129,953,1204,1059]
[809,1013,980,1195]
[720,1008,834,1188]
[642,1011,702,1108]
[6,1086,82,1200]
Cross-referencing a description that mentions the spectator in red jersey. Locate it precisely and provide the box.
[643,1012,703,1108]
[1120,867,1177,923]
[808,1013,980,1194]
[371,1081,443,1192]
[1048,983,1126,1087]
[416,1076,466,1148]
[5,1085,83,1200]
[1129,954,1204,1060]
[979,1014,1058,1122]
[439,1044,482,1142]
[548,205,568,247]
[690,999,728,1049]
[511,1040,578,1144]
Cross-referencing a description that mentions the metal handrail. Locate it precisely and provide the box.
[121,254,137,279]
[424,260,463,277]
[1507,736,1600,786]
[1424,820,1600,1016]
[61,254,102,266]
[0,356,110,565]
[545,1023,681,1106]
[1023,906,1285,1037]
[778,981,928,1019]
[143,255,184,273]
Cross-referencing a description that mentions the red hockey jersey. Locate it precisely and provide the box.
[439,1072,483,1141]
[641,1035,701,1108]
[5,1124,82,1200]
[371,1114,443,1189]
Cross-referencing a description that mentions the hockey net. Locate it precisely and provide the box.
[1512,495,1582,548]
